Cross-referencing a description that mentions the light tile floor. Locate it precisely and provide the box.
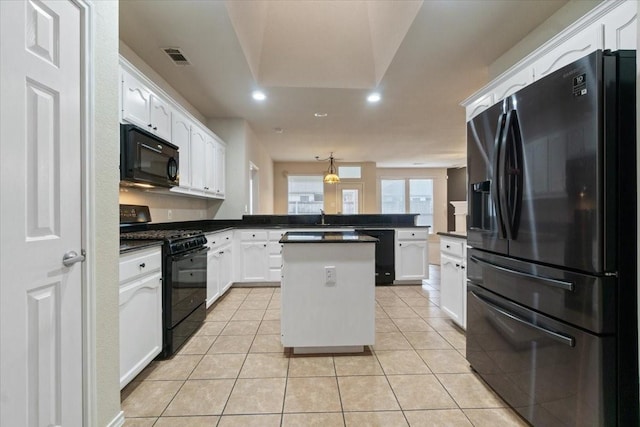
[122,266,528,427]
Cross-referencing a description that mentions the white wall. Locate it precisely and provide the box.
[207,118,248,218]
[94,1,121,425]
[247,125,275,214]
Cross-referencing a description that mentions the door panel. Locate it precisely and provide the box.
[508,51,604,273]
[1,0,84,425]
[337,183,363,214]
[467,102,508,255]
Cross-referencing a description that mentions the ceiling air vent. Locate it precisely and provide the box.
[162,47,191,66]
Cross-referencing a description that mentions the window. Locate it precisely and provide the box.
[288,175,324,214]
[380,179,405,213]
[337,166,361,179]
[381,178,434,228]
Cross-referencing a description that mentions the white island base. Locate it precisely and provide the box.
[280,232,376,354]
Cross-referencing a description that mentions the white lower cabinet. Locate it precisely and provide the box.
[395,229,429,282]
[220,242,233,293]
[439,236,467,329]
[119,247,162,389]
[237,230,269,282]
[206,231,234,306]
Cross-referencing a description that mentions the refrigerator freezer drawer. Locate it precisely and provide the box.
[467,248,615,334]
[467,284,615,427]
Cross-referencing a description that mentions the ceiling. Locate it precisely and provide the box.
[119,0,569,168]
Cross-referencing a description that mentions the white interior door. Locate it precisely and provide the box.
[337,183,363,214]
[1,1,84,425]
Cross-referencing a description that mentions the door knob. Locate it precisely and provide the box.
[62,250,85,267]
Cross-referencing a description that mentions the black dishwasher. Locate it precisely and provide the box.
[358,229,395,285]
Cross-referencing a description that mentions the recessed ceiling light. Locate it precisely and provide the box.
[252,90,266,101]
[367,92,381,103]
[314,112,328,117]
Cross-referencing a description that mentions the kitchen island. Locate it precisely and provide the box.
[279,231,377,353]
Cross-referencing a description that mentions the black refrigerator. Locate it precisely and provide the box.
[466,50,637,426]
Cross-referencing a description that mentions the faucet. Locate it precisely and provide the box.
[320,209,325,225]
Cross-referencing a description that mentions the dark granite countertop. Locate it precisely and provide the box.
[280,231,378,244]
[120,215,429,235]
[437,231,467,239]
[119,240,163,254]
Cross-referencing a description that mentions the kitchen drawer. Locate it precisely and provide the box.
[239,230,268,241]
[206,231,232,248]
[440,237,465,257]
[119,247,162,284]
[397,229,428,241]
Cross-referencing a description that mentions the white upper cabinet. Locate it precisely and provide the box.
[602,0,637,50]
[171,111,192,189]
[532,24,601,81]
[121,70,151,130]
[122,69,173,141]
[204,137,217,195]
[149,94,172,141]
[462,1,637,120]
[120,58,227,199]
[492,67,534,104]
[190,125,207,193]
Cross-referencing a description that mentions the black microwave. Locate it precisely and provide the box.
[120,124,179,188]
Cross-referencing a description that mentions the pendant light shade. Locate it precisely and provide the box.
[321,153,340,184]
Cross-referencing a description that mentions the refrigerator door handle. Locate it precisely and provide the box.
[501,109,524,240]
[491,113,507,238]
[498,110,517,240]
[470,255,574,291]
[469,290,576,347]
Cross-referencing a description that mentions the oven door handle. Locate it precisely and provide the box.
[470,290,575,347]
[171,246,209,261]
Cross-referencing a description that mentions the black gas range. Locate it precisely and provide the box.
[120,205,207,358]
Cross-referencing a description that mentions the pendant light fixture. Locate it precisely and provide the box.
[316,152,340,184]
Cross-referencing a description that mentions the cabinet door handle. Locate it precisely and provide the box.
[147,123,152,127]
[252,234,256,237]
[219,251,224,255]
[263,244,267,247]
[455,263,460,268]
[139,263,146,268]
[446,245,451,248]
[461,265,466,270]
[153,126,157,130]
[399,243,402,247]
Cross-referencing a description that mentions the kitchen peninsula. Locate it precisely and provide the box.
[279,231,377,353]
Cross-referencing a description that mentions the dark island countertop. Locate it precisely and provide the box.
[280,231,378,244]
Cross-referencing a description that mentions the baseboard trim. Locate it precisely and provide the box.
[106,411,125,427]
[231,281,280,288]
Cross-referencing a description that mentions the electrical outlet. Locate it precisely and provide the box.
[325,266,336,285]
[167,209,173,220]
